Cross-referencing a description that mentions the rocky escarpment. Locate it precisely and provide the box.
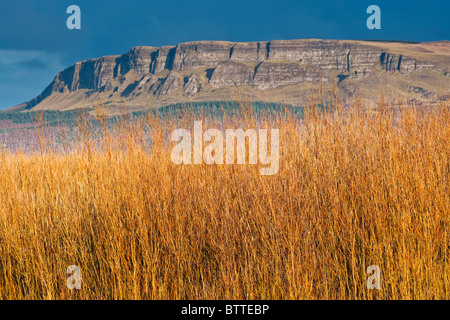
[12,39,444,112]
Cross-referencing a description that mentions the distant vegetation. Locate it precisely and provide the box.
[0,101,302,127]
[133,101,303,119]
[0,109,88,125]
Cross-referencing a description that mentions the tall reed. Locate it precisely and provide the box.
[0,95,448,299]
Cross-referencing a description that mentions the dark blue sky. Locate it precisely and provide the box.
[0,0,448,109]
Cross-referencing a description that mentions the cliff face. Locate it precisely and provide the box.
[13,39,447,112]
[379,52,434,72]
[253,62,327,89]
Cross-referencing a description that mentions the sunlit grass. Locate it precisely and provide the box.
[0,95,448,299]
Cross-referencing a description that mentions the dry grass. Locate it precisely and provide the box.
[0,95,448,300]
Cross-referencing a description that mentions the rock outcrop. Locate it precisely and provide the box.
[10,39,444,112]
[154,71,180,98]
[253,62,327,89]
[380,52,435,72]
[209,61,254,87]
[183,73,202,96]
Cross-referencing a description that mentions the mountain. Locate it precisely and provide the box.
[8,39,450,113]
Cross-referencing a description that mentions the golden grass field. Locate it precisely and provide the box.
[0,93,448,299]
